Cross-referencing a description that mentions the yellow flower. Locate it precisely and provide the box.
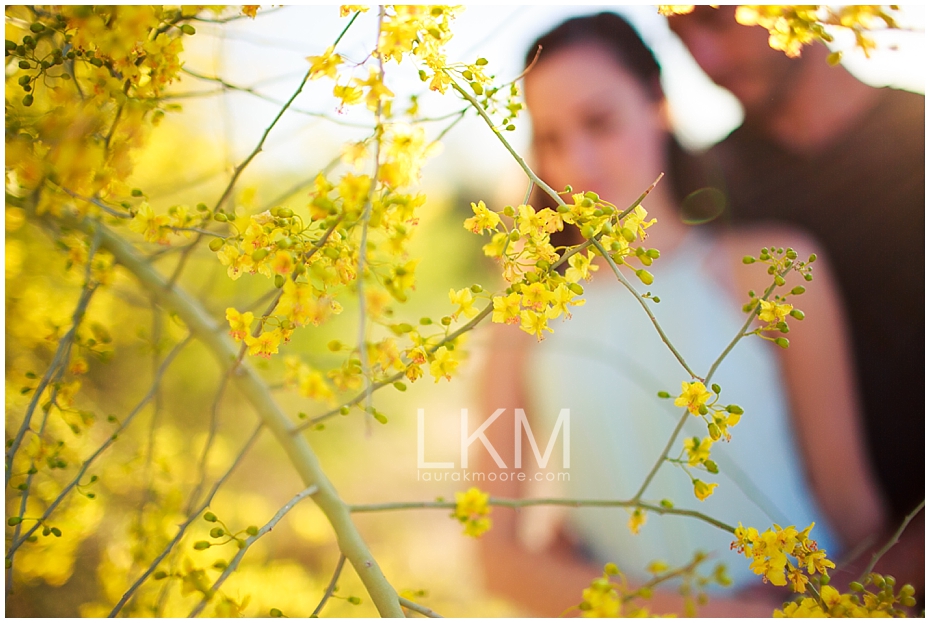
[621,205,656,241]
[491,292,521,325]
[226,308,254,342]
[520,282,550,312]
[307,46,342,80]
[758,300,793,324]
[453,487,492,538]
[628,508,646,535]
[449,287,478,320]
[244,329,284,359]
[693,479,717,501]
[565,250,598,283]
[674,381,713,416]
[463,200,501,234]
[683,436,712,467]
[429,346,458,382]
[519,309,553,341]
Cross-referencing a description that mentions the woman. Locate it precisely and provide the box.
[477,13,887,616]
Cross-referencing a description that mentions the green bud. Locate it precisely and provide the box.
[557,204,570,213]
[209,527,225,538]
[22,94,33,107]
[884,575,895,587]
[604,562,620,576]
[899,584,915,597]
[5,40,15,51]
[704,460,719,474]
[339,406,350,415]
[50,527,62,537]
[790,286,806,296]
[568,283,584,295]
[470,81,483,95]
[475,57,488,66]
[901,596,917,608]
[153,570,168,580]
[193,541,211,550]
[742,256,756,264]
[392,323,413,334]
[635,269,654,286]
[274,274,285,288]
[646,248,660,259]
[708,423,721,440]
[725,404,743,414]
[503,205,514,217]
[251,248,269,262]
[213,560,228,570]
[789,309,804,320]
[213,212,228,222]
[208,237,225,252]
[43,525,51,536]
[774,337,790,349]
[462,69,473,80]
[621,227,636,243]
[698,404,708,416]
[584,191,600,202]
[30,23,46,33]
[418,69,428,81]
[441,316,452,326]
[774,275,786,286]
[803,273,813,282]
[505,124,515,132]
[711,383,721,394]
[581,225,595,239]
[180,24,196,35]
[808,254,817,263]
[786,248,798,260]
[827,51,843,66]
[508,230,520,242]
[270,608,284,617]
[246,525,259,537]
[347,596,362,606]
[419,317,432,325]
[657,391,671,399]
[18,75,30,86]
[470,284,483,293]
[660,499,674,509]
[203,512,218,522]
[819,573,830,585]
[7,517,21,526]
[393,382,406,392]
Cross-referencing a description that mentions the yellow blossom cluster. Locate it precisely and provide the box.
[452,487,491,538]
[466,192,660,341]
[669,381,744,502]
[657,6,899,61]
[731,522,834,592]
[742,246,815,349]
[5,6,207,217]
[775,573,918,617]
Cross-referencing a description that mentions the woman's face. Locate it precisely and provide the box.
[524,44,668,208]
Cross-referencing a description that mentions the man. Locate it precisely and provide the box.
[668,5,924,594]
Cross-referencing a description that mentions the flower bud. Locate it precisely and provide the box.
[849,581,864,592]
[635,269,654,286]
[660,499,674,508]
[210,527,225,538]
[604,562,620,575]
[208,238,225,252]
[657,391,670,399]
[180,24,196,35]
[246,525,259,536]
[789,309,804,320]
[251,248,269,262]
[704,460,719,474]
[393,382,406,392]
[774,337,789,349]
[213,212,228,222]
[711,383,721,394]
[193,541,211,550]
[742,256,755,264]
[203,512,218,522]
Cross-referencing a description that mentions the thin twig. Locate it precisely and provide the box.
[310,554,347,617]
[631,271,790,503]
[348,496,736,534]
[184,373,231,515]
[591,237,699,380]
[188,484,320,617]
[859,500,925,583]
[109,424,264,617]
[8,336,194,558]
[399,597,443,618]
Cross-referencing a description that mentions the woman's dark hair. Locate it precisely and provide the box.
[525,12,663,103]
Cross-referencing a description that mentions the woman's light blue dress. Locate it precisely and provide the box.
[524,232,839,588]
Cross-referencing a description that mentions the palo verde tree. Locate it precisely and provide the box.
[5,4,921,618]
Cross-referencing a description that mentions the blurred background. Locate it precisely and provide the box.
[5,5,924,617]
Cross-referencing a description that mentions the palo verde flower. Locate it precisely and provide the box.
[675,381,713,416]
[453,487,492,538]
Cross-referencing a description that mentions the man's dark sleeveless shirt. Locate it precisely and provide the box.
[672,87,925,521]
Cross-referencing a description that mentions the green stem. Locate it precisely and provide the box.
[51,213,403,617]
[348,496,735,534]
[590,237,699,381]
